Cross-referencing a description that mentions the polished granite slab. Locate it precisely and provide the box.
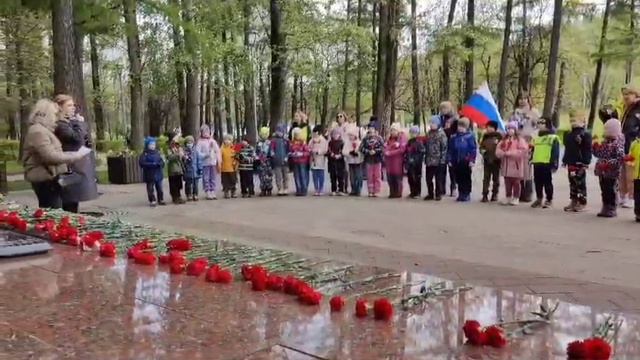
[1,245,639,359]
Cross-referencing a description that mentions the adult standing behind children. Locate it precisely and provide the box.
[620,84,640,208]
[344,127,364,196]
[196,124,221,200]
[439,101,459,197]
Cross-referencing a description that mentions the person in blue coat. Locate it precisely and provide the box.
[183,135,203,201]
[447,117,477,202]
[139,137,166,207]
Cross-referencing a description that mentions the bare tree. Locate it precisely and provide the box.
[441,0,458,101]
[89,34,105,141]
[497,0,514,115]
[341,0,352,110]
[588,0,612,129]
[269,0,286,133]
[410,0,421,125]
[542,0,563,119]
[243,0,257,143]
[122,0,144,150]
[463,0,475,101]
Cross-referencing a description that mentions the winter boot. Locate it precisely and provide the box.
[481,194,489,203]
[564,200,577,212]
[490,193,498,202]
[531,199,543,208]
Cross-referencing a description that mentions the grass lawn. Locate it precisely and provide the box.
[4,160,23,175]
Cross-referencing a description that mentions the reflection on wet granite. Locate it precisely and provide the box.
[1,246,640,359]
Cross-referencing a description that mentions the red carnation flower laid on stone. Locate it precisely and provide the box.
[299,288,322,306]
[60,216,71,227]
[567,340,589,359]
[330,296,345,312]
[251,272,268,291]
[205,265,220,282]
[584,337,612,360]
[355,299,368,318]
[160,250,185,265]
[133,252,156,265]
[242,265,267,281]
[214,269,233,284]
[33,208,46,219]
[169,258,187,274]
[99,242,117,258]
[483,326,507,348]
[0,210,8,223]
[373,298,394,321]
[77,216,86,226]
[82,231,105,250]
[166,238,192,251]
[463,320,486,346]
[186,258,208,276]
[283,276,301,295]
[266,275,284,291]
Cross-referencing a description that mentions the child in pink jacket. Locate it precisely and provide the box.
[496,121,529,206]
[384,124,406,198]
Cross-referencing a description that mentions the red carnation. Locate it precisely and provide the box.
[330,296,345,312]
[624,154,635,163]
[205,265,220,281]
[60,216,71,227]
[186,258,208,276]
[159,250,185,264]
[355,299,368,318]
[463,320,485,346]
[214,269,233,284]
[584,337,612,360]
[166,238,192,251]
[33,208,46,219]
[373,298,394,321]
[77,216,86,226]
[82,231,105,248]
[0,210,8,222]
[14,219,28,233]
[251,272,268,291]
[483,325,507,348]
[34,223,47,233]
[169,258,186,274]
[299,289,322,306]
[266,275,284,291]
[133,252,156,265]
[567,340,588,359]
[242,265,267,281]
[99,242,117,258]
[283,276,301,294]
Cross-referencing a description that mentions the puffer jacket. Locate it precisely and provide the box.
[166,144,184,176]
[384,136,406,176]
[309,136,328,169]
[562,127,593,166]
[139,149,165,183]
[447,131,477,164]
[424,129,448,166]
[269,135,289,167]
[496,136,529,179]
[236,143,256,171]
[23,123,79,183]
[622,100,640,152]
[404,137,425,168]
[593,137,625,179]
[183,146,203,179]
[343,138,363,164]
[289,141,310,165]
[479,131,502,166]
[359,135,385,164]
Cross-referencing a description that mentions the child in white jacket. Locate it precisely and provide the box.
[344,127,364,196]
[309,125,329,196]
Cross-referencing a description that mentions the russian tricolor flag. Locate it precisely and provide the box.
[460,82,505,131]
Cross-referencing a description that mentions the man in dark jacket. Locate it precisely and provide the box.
[562,113,592,212]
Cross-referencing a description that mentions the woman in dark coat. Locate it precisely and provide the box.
[54,94,98,213]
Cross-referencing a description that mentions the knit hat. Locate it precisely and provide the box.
[458,117,470,129]
[184,135,195,144]
[144,137,157,149]
[604,118,622,138]
[409,125,420,135]
[275,124,286,135]
[367,120,378,130]
[486,120,499,130]
[507,121,519,131]
[259,126,270,139]
[429,115,441,128]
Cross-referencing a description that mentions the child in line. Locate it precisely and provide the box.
[196,124,221,200]
[447,117,477,202]
[360,121,385,197]
[496,121,529,205]
[256,127,274,196]
[183,135,203,201]
[139,137,165,207]
[405,125,425,199]
[479,121,502,202]
[562,112,593,212]
[270,125,290,196]
[309,125,328,196]
[424,116,448,201]
[237,136,256,198]
[593,117,625,217]
[327,128,346,195]
[531,118,559,208]
[166,130,186,204]
[628,134,640,222]
[289,128,310,196]
[220,134,238,199]
[385,123,406,199]
[344,127,364,196]
[440,101,459,197]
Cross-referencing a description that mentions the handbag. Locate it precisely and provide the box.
[55,171,83,188]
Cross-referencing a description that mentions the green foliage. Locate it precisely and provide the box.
[0,140,20,161]
[96,139,126,153]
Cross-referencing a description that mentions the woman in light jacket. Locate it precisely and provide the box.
[23,99,87,209]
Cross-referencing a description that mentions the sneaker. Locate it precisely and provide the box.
[531,199,542,208]
[435,195,442,201]
[501,197,511,206]
[150,201,157,207]
[211,193,217,200]
[564,201,577,212]
[231,192,238,198]
[621,200,633,209]
[424,195,434,201]
[509,198,519,206]
[542,200,552,209]
[158,201,166,206]
[192,196,199,202]
[224,191,230,199]
[481,195,489,203]
[490,194,498,202]
[331,192,337,196]
[573,203,586,212]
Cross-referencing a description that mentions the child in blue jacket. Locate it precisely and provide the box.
[447,117,477,202]
[183,135,203,201]
[139,137,166,207]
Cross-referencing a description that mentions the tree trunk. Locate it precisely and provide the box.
[410,0,421,125]
[497,0,513,115]
[213,67,223,140]
[200,71,206,127]
[233,65,242,140]
[321,81,329,128]
[52,0,88,119]
[89,33,105,141]
[269,0,286,134]
[221,30,233,136]
[441,0,458,101]
[299,76,305,112]
[169,0,186,128]
[341,0,352,111]
[518,0,531,93]
[15,9,30,156]
[542,0,563,119]
[205,70,212,125]
[183,0,200,137]
[243,0,257,143]
[552,61,566,128]
[292,74,298,120]
[3,15,17,140]
[355,0,363,125]
[626,0,635,84]
[374,1,388,124]
[383,0,399,132]
[258,62,269,127]
[588,0,612,129]
[122,0,144,150]
[463,0,475,101]
[371,0,378,111]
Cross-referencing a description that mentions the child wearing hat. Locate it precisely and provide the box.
[360,121,385,197]
[196,124,221,200]
[166,130,186,204]
[327,128,347,195]
[530,117,560,208]
[309,125,328,196]
[270,124,290,195]
[220,134,238,199]
[496,121,529,205]
[405,125,425,199]
[424,115,448,200]
[139,137,166,207]
[289,128,311,196]
[592,117,625,217]
[447,117,477,202]
[236,136,256,198]
[562,111,593,212]
[183,135,203,201]
[256,126,274,196]
[384,123,406,198]
[479,121,503,202]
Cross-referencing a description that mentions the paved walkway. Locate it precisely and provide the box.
[9,167,640,314]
